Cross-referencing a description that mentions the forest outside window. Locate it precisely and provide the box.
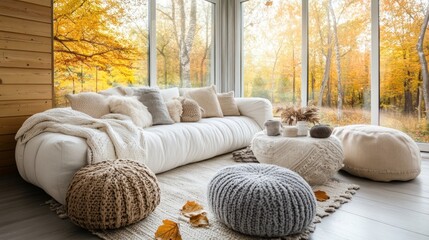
[241,0,302,106]
[54,0,149,106]
[380,0,429,143]
[156,0,215,89]
[239,0,429,145]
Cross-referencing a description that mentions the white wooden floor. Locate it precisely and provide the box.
[0,155,428,240]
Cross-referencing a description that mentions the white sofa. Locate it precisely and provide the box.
[15,98,273,205]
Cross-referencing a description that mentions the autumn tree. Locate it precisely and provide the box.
[53,0,147,105]
[417,4,429,120]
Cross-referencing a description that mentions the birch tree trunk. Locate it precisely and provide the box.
[318,3,332,107]
[329,0,343,119]
[417,4,429,121]
[199,6,210,87]
[178,0,197,87]
[270,39,284,103]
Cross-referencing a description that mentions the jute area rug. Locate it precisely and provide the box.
[82,153,359,240]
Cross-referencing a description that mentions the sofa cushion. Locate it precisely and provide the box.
[183,85,223,118]
[66,92,110,118]
[217,91,240,116]
[160,87,180,102]
[99,86,130,96]
[333,125,421,181]
[165,99,182,123]
[108,96,152,128]
[179,97,203,122]
[133,88,174,125]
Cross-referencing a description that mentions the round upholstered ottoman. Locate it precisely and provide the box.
[333,125,421,181]
[208,164,316,237]
[251,131,344,185]
[66,159,160,230]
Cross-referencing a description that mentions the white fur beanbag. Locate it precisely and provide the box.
[333,125,421,182]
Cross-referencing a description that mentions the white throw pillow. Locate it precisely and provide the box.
[108,96,153,128]
[333,125,421,182]
[182,85,223,118]
[98,86,129,96]
[66,92,110,118]
[160,87,180,102]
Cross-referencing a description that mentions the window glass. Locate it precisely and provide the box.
[242,0,302,107]
[156,0,215,88]
[308,0,371,125]
[380,0,429,143]
[54,0,149,106]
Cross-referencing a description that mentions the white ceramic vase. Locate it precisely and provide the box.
[296,121,308,136]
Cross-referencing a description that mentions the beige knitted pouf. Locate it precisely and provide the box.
[251,131,344,185]
[66,159,160,230]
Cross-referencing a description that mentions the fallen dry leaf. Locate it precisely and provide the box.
[314,190,330,202]
[181,201,205,217]
[155,219,182,240]
[190,213,209,227]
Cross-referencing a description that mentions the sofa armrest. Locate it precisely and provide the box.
[235,97,273,129]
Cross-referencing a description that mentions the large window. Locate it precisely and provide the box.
[54,0,149,106]
[239,0,429,146]
[309,0,371,126]
[156,0,215,88]
[54,0,217,106]
[241,0,302,108]
[380,0,429,143]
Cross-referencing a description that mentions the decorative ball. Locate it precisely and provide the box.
[310,125,332,138]
[66,159,160,230]
[208,164,316,237]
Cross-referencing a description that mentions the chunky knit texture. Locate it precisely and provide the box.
[208,164,316,237]
[179,97,203,122]
[251,131,344,185]
[66,159,160,230]
[15,108,147,165]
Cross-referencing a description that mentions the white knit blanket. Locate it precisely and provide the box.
[15,108,147,164]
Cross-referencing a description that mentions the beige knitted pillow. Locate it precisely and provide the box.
[217,91,240,116]
[166,99,183,123]
[179,97,204,122]
[183,85,223,118]
[66,92,110,118]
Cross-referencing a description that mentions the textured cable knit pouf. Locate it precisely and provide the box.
[66,159,160,230]
[208,164,316,237]
[251,131,344,185]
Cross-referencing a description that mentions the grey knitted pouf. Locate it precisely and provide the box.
[208,164,316,237]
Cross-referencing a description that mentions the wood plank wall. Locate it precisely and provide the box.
[0,0,53,174]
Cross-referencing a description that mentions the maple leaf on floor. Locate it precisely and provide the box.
[155,219,182,240]
[314,190,330,202]
[180,201,205,217]
[190,213,209,227]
